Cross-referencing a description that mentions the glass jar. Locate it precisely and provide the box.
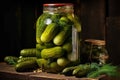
[36,3,81,73]
[82,39,109,65]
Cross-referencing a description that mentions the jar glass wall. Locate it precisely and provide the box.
[81,39,109,65]
[36,3,81,73]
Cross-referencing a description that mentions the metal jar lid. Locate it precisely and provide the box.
[85,39,105,45]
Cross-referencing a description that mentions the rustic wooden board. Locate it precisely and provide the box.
[0,62,119,80]
[0,62,99,80]
[0,62,35,80]
[29,72,99,80]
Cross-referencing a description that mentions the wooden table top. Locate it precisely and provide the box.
[0,62,100,80]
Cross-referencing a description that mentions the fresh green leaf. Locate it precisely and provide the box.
[87,63,119,78]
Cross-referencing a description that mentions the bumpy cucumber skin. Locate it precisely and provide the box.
[20,48,36,57]
[41,23,59,43]
[53,29,71,45]
[62,41,72,53]
[15,60,38,72]
[4,56,18,65]
[36,13,51,44]
[72,64,90,77]
[41,46,64,59]
[17,57,37,63]
[62,65,80,76]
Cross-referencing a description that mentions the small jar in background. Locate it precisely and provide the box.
[82,39,109,65]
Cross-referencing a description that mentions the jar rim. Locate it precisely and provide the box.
[43,3,73,7]
[85,39,105,45]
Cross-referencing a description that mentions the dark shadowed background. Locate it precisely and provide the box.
[0,0,120,65]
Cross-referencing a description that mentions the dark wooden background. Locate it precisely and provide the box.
[0,0,120,65]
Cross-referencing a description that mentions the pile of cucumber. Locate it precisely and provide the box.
[62,62,119,78]
[15,49,38,72]
[4,48,38,72]
[4,51,119,78]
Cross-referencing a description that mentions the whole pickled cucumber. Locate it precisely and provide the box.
[53,25,72,45]
[15,60,38,72]
[62,65,80,76]
[36,13,51,44]
[41,46,64,59]
[4,56,19,65]
[41,23,59,43]
[67,14,81,32]
[72,64,90,77]
[62,40,72,53]
[20,48,36,57]
[17,57,37,63]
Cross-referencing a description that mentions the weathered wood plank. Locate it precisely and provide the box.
[106,17,120,65]
[79,0,106,40]
[0,62,100,80]
[0,62,35,80]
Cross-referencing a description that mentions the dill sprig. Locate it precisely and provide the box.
[87,63,119,78]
